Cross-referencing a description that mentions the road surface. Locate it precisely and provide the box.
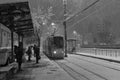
[55,54,120,80]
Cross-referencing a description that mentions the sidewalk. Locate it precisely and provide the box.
[9,53,74,80]
[0,62,17,80]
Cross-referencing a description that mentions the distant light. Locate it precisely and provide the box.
[53,51,57,54]
[51,22,55,26]
[73,30,77,34]
[43,22,45,25]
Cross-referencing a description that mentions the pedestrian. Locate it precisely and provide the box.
[26,46,32,61]
[15,42,24,71]
[33,45,41,63]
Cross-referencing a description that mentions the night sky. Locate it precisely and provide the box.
[1,0,120,44]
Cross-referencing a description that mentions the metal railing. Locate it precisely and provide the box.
[77,48,120,61]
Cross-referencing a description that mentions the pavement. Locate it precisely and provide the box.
[1,50,119,80]
[0,62,17,80]
[8,53,74,80]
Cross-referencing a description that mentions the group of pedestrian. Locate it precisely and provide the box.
[26,44,41,63]
[14,43,41,71]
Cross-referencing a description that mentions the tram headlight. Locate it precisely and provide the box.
[53,51,57,54]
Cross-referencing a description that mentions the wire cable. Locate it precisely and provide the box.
[67,0,114,30]
[66,0,100,21]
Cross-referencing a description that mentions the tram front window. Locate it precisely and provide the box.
[53,37,64,48]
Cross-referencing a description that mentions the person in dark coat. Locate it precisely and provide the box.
[14,42,24,71]
[33,45,40,63]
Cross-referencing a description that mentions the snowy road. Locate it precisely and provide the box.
[55,54,120,80]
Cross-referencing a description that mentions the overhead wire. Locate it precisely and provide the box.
[67,0,114,30]
[52,0,100,23]
[66,0,100,21]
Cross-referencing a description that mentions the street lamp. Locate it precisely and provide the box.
[51,22,57,36]
[51,22,55,26]
[63,0,68,57]
[73,30,77,40]
[73,30,77,49]
[73,30,77,35]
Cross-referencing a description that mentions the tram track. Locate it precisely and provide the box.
[74,54,120,71]
[64,59,108,80]
[55,59,108,80]
[55,61,90,80]
[54,53,120,80]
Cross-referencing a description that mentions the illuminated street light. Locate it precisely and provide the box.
[73,30,77,35]
[51,22,55,26]
[43,22,46,25]
[51,22,57,36]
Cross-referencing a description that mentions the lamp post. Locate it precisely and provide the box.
[63,0,68,57]
[73,30,77,50]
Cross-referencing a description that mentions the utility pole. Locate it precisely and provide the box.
[63,0,68,57]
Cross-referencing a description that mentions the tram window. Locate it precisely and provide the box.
[53,37,64,48]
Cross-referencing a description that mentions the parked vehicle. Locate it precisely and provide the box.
[0,47,14,66]
[0,23,17,66]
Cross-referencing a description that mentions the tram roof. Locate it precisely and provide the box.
[0,0,33,37]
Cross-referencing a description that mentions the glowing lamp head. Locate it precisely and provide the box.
[53,51,57,54]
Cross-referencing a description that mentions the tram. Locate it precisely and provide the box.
[43,36,64,59]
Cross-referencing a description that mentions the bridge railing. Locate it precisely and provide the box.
[77,48,120,61]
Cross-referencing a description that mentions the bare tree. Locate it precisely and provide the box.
[32,6,54,47]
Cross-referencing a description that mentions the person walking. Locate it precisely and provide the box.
[33,45,40,63]
[14,42,24,71]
